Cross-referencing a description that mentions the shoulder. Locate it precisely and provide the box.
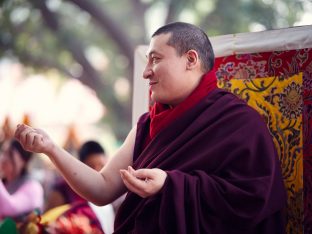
[209,88,247,106]
[134,112,150,138]
[206,88,267,127]
[19,177,43,194]
[137,112,150,126]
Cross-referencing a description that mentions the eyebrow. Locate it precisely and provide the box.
[146,50,162,58]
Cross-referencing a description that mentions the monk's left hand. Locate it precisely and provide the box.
[120,166,167,198]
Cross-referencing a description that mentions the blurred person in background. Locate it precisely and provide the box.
[45,140,112,211]
[78,140,125,214]
[44,140,117,234]
[0,139,43,220]
[44,166,85,211]
[78,140,109,172]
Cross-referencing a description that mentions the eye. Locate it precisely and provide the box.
[151,57,160,64]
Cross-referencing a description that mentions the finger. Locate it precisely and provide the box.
[19,128,34,143]
[130,167,153,180]
[26,132,36,146]
[123,179,143,197]
[128,167,149,184]
[33,134,44,148]
[120,170,136,190]
[120,170,145,197]
[26,130,40,147]
[128,165,135,174]
[121,169,140,183]
[128,166,145,179]
[14,124,28,140]
[121,170,146,190]
[19,129,38,151]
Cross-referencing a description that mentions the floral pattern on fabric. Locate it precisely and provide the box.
[215,48,312,234]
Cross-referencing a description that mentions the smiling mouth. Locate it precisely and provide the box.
[149,81,158,86]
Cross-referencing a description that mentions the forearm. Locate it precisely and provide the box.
[14,124,136,206]
[47,146,112,205]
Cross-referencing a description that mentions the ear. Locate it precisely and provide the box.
[185,50,199,70]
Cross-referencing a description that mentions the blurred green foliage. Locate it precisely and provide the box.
[0,0,306,140]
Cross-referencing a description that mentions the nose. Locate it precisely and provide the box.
[143,65,153,79]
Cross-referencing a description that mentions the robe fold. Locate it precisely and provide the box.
[114,88,287,234]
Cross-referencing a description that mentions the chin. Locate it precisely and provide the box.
[150,94,158,103]
[151,93,173,105]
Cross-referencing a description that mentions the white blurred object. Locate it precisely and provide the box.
[89,202,115,234]
[55,79,105,125]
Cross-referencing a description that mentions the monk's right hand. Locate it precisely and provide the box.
[14,124,55,155]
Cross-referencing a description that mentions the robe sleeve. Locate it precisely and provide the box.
[0,179,43,217]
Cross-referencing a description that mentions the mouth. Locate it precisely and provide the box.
[149,81,158,86]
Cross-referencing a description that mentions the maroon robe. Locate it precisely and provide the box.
[114,88,287,234]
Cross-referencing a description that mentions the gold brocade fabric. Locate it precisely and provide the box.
[215,48,312,234]
[218,74,303,233]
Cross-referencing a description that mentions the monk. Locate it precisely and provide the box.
[15,22,287,233]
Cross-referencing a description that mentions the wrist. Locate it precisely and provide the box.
[45,143,58,159]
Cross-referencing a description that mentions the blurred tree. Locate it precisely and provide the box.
[0,0,306,141]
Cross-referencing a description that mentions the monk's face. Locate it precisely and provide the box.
[143,33,199,106]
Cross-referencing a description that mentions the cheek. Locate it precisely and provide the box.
[160,76,182,95]
[150,83,176,104]
[93,164,104,172]
[151,63,185,102]
[1,160,13,176]
[84,157,106,171]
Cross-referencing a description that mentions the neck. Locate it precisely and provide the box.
[149,69,217,139]
[6,174,18,184]
[169,72,206,108]
[6,169,24,183]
